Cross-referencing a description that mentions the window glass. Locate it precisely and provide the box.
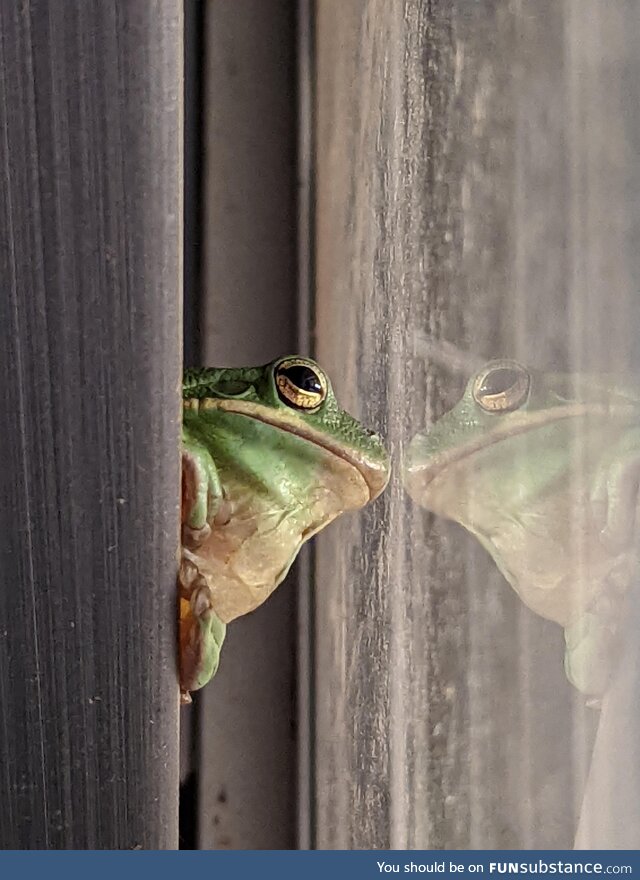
[313,0,640,849]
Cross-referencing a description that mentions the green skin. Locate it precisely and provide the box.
[180,356,390,700]
[405,359,640,697]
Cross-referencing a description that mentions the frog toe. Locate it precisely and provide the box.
[191,579,215,621]
[178,554,226,695]
[178,554,199,597]
[182,521,212,550]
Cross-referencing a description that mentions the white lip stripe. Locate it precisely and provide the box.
[183,397,388,499]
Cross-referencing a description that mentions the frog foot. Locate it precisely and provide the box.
[564,587,626,698]
[590,428,640,553]
[178,555,226,702]
[181,438,231,545]
[181,495,232,551]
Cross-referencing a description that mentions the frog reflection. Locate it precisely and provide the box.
[404,359,640,697]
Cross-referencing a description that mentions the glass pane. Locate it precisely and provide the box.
[313,0,640,849]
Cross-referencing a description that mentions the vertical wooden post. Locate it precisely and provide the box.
[194,0,298,850]
[0,1,182,849]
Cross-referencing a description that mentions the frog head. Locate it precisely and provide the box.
[405,359,639,693]
[182,356,390,623]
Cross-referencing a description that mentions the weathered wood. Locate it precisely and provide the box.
[314,0,640,849]
[0,1,182,849]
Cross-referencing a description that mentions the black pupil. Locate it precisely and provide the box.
[478,368,520,396]
[282,365,322,395]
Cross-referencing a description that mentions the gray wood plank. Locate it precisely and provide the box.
[0,1,182,849]
[195,0,298,850]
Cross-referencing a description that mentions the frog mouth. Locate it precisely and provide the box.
[187,398,389,501]
[405,400,613,497]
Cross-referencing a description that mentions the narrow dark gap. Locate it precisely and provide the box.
[180,0,306,849]
[183,0,204,369]
[295,0,317,850]
[178,770,199,850]
[180,0,205,850]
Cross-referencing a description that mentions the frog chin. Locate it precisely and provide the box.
[404,459,470,522]
[182,542,301,623]
[187,460,371,623]
[184,512,315,623]
[407,454,637,638]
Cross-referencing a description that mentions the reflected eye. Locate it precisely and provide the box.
[275,358,328,411]
[472,361,530,413]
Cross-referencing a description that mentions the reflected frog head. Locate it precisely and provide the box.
[405,359,640,696]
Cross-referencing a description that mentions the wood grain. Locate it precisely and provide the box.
[0,1,182,849]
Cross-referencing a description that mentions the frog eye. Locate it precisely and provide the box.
[275,358,328,411]
[472,361,530,413]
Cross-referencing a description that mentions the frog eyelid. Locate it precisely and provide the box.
[213,379,255,398]
[472,361,531,413]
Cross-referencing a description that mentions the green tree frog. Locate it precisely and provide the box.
[405,359,640,698]
[180,356,390,701]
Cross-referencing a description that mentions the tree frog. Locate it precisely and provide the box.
[404,359,640,697]
[180,356,390,701]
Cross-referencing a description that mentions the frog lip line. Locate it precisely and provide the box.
[185,397,389,500]
[406,400,625,489]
